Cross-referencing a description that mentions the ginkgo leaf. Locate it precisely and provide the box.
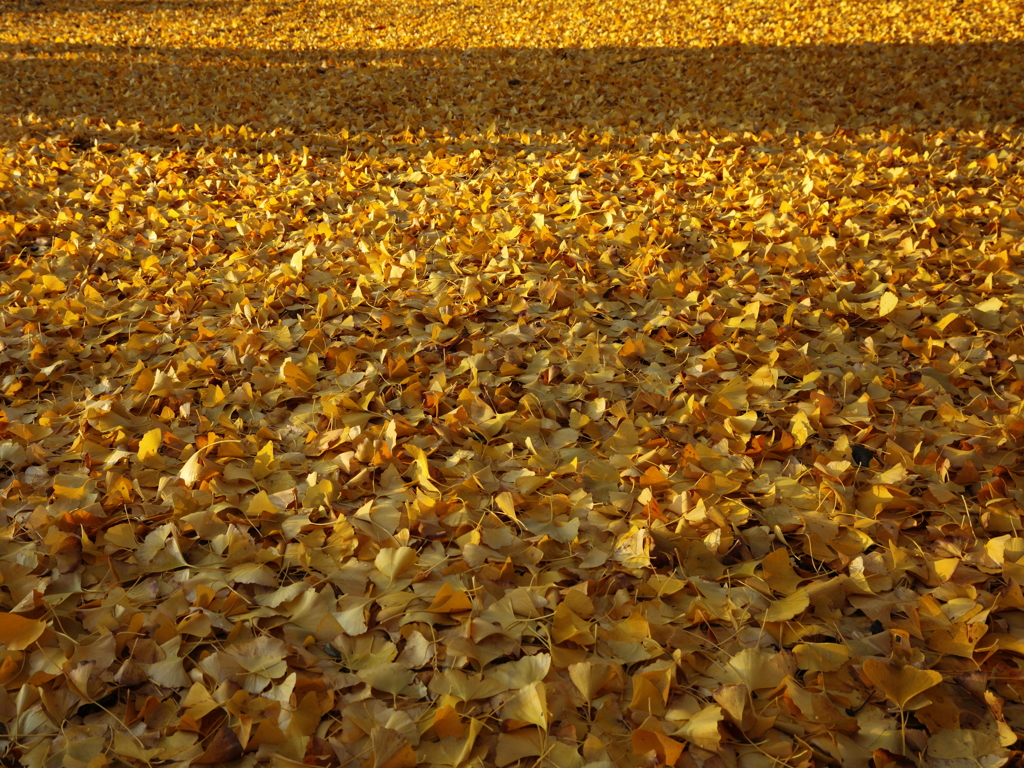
[495,728,546,767]
[926,728,1009,768]
[252,440,275,480]
[247,490,280,516]
[569,661,615,700]
[630,674,666,716]
[861,659,942,709]
[359,663,415,695]
[494,653,550,689]
[762,588,810,622]
[727,649,790,691]
[178,448,204,486]
[632,718,685,766]
[879,291,899,317]
[674,705,724,752]
[794,642,850,672]
[335,597,370,636]
[0,613,46,650]
[230,562,277,585]
[761,548,802,595]
[500,681,548,729]
[193,726,243,764]
[375,546,419,581]
[789,410,813,449]
[137,427,163,463]
[871,464,909,486]
[427,583,473,613]
[494,492,518,522]
[232,636,289,692]
[4,0,1024,764]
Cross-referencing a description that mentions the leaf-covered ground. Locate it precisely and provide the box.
[1,1,1024,766]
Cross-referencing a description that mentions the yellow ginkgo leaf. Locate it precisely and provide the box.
[674,704,724,752]
[632,717,685,767]
[762,587,810,622]
[494,653,550,690]
[878,291,899,316]
[861,659,942,709]
[0,613,46,650]
[252,440,275,480]
[374,546,419,581]
[569,661,615,700]
[178,448,204,487]
[358,663,415,695]
[629,674,666,716]
[794,642,850,672]
[137,427,163,463]
[41,274,66,292]
[789,410,813,448]
[500,681,548,730]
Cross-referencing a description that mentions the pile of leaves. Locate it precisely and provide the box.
[1,0,1024,766]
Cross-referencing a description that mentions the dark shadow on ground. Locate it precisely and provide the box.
[1,41,1022,143]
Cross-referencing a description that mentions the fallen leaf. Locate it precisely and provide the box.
[0,613,46,650]
[862,659,942,709]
